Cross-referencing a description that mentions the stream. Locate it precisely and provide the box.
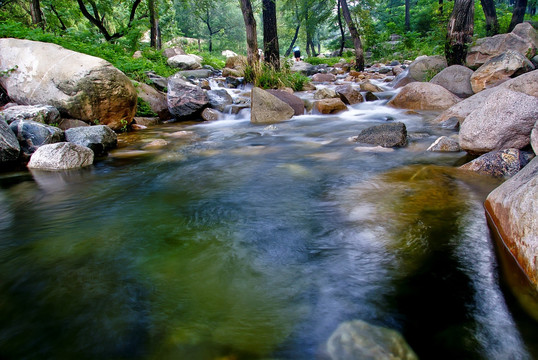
[0,82,537,360]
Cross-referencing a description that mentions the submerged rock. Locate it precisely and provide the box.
[27,142,94,170]
[427,136,461,152]
[327,320,418,360]
[459,148,533,178]
[353,122,407,148]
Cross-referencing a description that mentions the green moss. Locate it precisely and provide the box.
[136,98,158,117]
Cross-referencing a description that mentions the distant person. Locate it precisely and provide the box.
[293,46,301,62]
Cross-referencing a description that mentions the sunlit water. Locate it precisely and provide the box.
[1,89,537,360]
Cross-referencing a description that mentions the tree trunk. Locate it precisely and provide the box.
[508,0,527,31]
[439,0,443,15]
[239,0,259,67]
[30,0,44,29]
[445,0,474,66]
[284,24,300,57]
[337,0,345,56]
[340,0,365,71]
[405,0,410,31]
[149,0,161,49]
[480,0,499,35]
[262,0,280,70]
[50,4,67,31]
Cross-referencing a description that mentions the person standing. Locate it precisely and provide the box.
[293,46,301,61]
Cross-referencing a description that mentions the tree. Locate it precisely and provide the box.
[30,0,44,29]
[405,0,410,31]
[262,0,280,69]
[148,0,161,49]
[480,0,498,36]
[340,0,365,71]
[239,0,259,67]
[445,0,474,66]
[508,0,527,32]
[337,0,345,56]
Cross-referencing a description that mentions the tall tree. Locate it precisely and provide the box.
[30,0,44,29]
[508,0,527,31]
[149,0,161,49]
[239,0,259,67]
[262,0,280,69]
[405,0,410,31]
[445,0,474,65]
[480,0,499,35]
[340,0,365,71]
[337,0,345,56]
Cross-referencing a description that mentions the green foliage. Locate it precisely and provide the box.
[0,65,18,77]
[198,52,226,69]
[244,63,309,92]
[304,56,352,66]
[136,98,158,117]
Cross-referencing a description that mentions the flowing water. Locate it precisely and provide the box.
[1,86,537,360]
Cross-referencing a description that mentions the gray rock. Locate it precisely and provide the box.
[178,69,213,79]
[58,119,90,130]
[427,136,461,152]
[532,121,538,155]
[335,85,363,105]
[511,22,538,49]
[430,65,474,98]
[353,122,407,148]
[133,80,171,120]
[133,117,161,127]
[498,68,538,97]
[27,142,94,170]
[408,55,447,81]
[266,89,305,116]
[485,156,538,291]
[167,74,209,119]
[250,87,294,124]
[312,73,337,82]
[207,89,234,112]
[470,50,535,93]
[459,148,532,177]
[459,89,538,154]
[0,105,60,125]
[201,108,220,121]
[314,88,338,100]
[167,54,201,70]
[433,87,499,124]
[225,76,243,88]
[9,120,63,157]
[327,320,418,360]
[0,119,20,163]
[162,46,185,59]
[466,32,536,69]
[365,92,380,102]
[145,71,168,91]
[65,125,117,156]
[290,61,316,76]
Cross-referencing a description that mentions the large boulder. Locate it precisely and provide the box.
[470,50,535,93]
[512,22,538,47]
[0,38,137,131]
[177,69,213,79]
[9,120,63,157]
[387,82,461,110]
[167,74,209,119]
[408,55,447,81]
[360,81,384,93]
[466,32,536,69]
[162,46,185,59]
[207,89,233,112]
[312,73,337,82]
[290,61,316,75]
[65,125,117,156]
[133,81,171,120]
[336,85,363,105]
[250,87,294,124]
[27,142,94,170]
[0,119,20,163]
[459,89,538,154]
[485,156,538,292]
[352,122,407,148]
[315,98,348,114]
[0,105,60,125]
[327,320,418,360]
[314,88,338,100]
[499,68,538,97]
[167,54,202,70]
[532,122,538,154]
[430,65,474,98]
[459,148,532,177]
[266,89,305,116]
[225,55,247,71]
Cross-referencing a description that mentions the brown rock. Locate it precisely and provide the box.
[312,73,337,82]
[387,82,461,110]
[266,89,305,116]
[201,108,221,121]
[459,148,532,177]
[335,85,364,105]
[315,98,347,114]
[251,87,294,124]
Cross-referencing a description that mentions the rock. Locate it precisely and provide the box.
[201,108,220,121]
[392,65,405,76]
[167,74,209,119]
[162,46,186,58]
[250,87,294,124]
[466,33,536,69]
[312,73,337,82]
[327,320,418,360]
[207,89,233,112]
[291,61,316,76]
[335,85,363,105]
[225,56,247,70]
[359,81,382,93]
[167,54,201,70]
[0,119,20,163]
[221,50,238,58]
[459,89,538,154]
[496,67,538,97]
[408,55,447,81]
[58,119,90,130]
[0,105,60,125]
[352,122,407,148]
[65,125,117,156]
[470,50,535,93]
[314,88,338,100]
[133,117,161,127]
[0,39,137,131]
[145,71,168,91]
[391,71,417,89]
[387,82,461,110]
[427,136,461,152]
[132,50,143,59]
[430,65,474,98]
[485,156,538,291]
[315,98,348,114]
[9,120,63,157]
[27,142,94,170]
[142,139,168,150]
[177,69,213,78]
[433,87,499,124]
[365,92,380,101]
[511,22,538,48]
[222,68,243,77]
[532,122,538,155]
[532,55,538,67]
[133,81,171,120]
[266,89,305,116]
[225,77,243,88]
[459,148,532,177]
